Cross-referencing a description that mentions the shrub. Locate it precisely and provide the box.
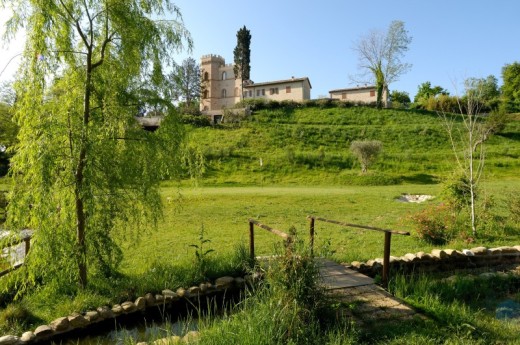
[409,203,456,244]
[350,140,382,173]
[180,114,211,127]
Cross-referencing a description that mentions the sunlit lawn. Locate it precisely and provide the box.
[120,179,520,275]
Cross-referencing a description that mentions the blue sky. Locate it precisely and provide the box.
[1,0,519,99]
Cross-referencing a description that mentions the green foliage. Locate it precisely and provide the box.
[390,90,411,108]
[350,140,383,173]
[168,57,201,105]
[180,114,211,127]
[233,26,252,82]
[413,81,449,103]
[3,0,192,290]
[188,224,215,280]
[409,203,456,244]
[501,61,520,113]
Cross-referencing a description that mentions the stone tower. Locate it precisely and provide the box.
[200,55,241,112]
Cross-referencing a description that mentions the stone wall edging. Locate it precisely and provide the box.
[347,245,520,277]
[0,272,263,345]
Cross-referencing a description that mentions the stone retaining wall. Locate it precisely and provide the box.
[348,245,520,277]
[0,273,261,345]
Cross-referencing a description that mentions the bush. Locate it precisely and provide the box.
[409,203,456,244]
[180,114,211,127]
[350,140,382,173]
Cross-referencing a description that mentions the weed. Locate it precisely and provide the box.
[189,223,215,280]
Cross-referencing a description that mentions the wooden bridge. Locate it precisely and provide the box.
[249,217,422,325]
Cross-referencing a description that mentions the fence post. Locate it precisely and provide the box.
[249,220,255,261]
[309,216,315,257]
[382,232,392,288]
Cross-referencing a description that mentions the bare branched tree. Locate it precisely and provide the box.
[352,21,412,108]
[439,80,493,237]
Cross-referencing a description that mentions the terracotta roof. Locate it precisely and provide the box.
[329,85,377,93]
[244,77,312,89]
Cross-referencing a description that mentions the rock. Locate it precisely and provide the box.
[34,325,53,337]
[144,293,156,306]
[121,301,136,312]
[97,306,115,319]
[68,313,89,328]
[389,255,399,263]
[497,246,519,254]
[153,336,182,344]
[155,294,165,303]
[135,297,146,310]
[488,248,503,256]
[462,249,474,256]
[404,253,417,262]
[443,249,464,258]
[20,331,35,343]
[85,310,99,322]
[215,276,235,289]
[497,272,509,279]
[470,247,489,256]
[199,282,209,293]
[111,304,123,315]
[479,272,496,279]
[176,287,187,298]
[50,316,70,332]
[163,289,179,301]
[0,335,20,345]
[183,331,200,343]
[234,277,246,287]
[136,342,147,345]
[188,286,201,296]
[431,249,449,260]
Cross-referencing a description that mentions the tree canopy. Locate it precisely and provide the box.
[414,81,449,103]
[169,57,201,107]
[501,62,520,112]
[353,20,412,108]
[2,0,192,290]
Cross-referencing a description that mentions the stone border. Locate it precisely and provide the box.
[0,273,262,345]
[348,245,520,277]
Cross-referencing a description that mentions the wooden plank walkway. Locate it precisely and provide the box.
[317,259,423,326]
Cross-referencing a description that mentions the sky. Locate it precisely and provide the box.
[1,0,519,100]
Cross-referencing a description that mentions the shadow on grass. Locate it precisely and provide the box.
[400,173,439,184]
[498,131,520,141]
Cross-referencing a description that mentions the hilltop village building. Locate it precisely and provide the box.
[329,85,388,105]
[200,54,311,113]
[200,54,388,118]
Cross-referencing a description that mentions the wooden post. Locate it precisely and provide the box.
[309,216,315,257]
[24,236,31,257]
[249,220,255,261]
[382,232,392,288]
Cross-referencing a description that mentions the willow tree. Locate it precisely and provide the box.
[2,0,192,290]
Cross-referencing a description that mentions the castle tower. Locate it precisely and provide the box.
[200,55,241,112]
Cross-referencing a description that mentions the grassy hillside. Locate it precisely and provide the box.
[187,106,520,185]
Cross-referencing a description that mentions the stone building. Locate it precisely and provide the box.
[329,85,388,105]
[200,54,311,113]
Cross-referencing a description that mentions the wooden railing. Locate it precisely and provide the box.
[248,218,292,261]
[0,232,32,278]
[307,215,410,288]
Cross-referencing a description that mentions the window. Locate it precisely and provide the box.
[286,86,291,93]
[262,89,265,96]
[342,92,347,100]
[203,90,208,99]
[370,90,376,97]
[243,92,248,98]
[270,87,279,95]
[203,72,209,81]
[222,89,227,98]
[222,71,227,80]
[248,90,252,97]
[256,89,261,97]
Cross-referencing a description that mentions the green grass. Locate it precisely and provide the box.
[187,107,520,185]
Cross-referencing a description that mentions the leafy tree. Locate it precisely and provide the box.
[389,90,411,108]
[501,62,520,112]
[2,0,192,290]
[233,26,251,99]
[465,75,500,112]
[350,140,382,173]
[413,81,449,103]
[169,57,200,107]
[353,20,412,109]
[0,102,17,176]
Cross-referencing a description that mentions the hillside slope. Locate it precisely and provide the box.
[186,106,520,185]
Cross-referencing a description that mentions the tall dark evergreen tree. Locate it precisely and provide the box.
[233,26,251,99]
